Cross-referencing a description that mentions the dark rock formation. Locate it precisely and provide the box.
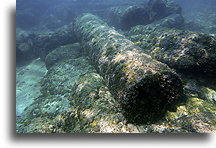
[74,13,183,123]
[108,5,151,30]
[148,0,181,21]
[107,0,182,30]
[17,24,78,61]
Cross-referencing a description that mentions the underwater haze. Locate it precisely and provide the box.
[16,0,216,133]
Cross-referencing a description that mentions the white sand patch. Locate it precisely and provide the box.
[16,58,47,116]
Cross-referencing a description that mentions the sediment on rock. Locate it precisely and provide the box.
[74,13,183,124]
[127,25,216,78]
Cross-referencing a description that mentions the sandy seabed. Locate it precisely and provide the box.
[16,58,47,116]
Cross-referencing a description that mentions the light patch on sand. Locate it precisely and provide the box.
[16,58,47,116]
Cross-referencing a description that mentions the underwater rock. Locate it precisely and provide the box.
[163,97,216,133]
[107,0,182,30]
[41,57,95,96]
[16,31,38,64]
[18,23,78,60]
[157,14,184,29]
[16,116,58,133]
[147,0,181,21]
[108,5,151,30]
[35,24,78,60]
[17,66,140,133]
[128,25,216,78]
[45,43,81,70]
[17,56,96,133]
[74,13,183,124]
[199,87,216,103]
[66,73,139,133]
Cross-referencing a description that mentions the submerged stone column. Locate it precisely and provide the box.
[74,13,183,123]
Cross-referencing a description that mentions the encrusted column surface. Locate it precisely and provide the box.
[74,13,183,123]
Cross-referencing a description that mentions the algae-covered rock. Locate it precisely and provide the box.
[67,73,138,133]
[164,97,216,133]
[147,111,216,133]
[74,13,183,124]
[165,97,216,122]
[45,43,81,69]
[16,54,215,133]
[17,56,96,133]
[199,87,216,103]
[127,25,216,78]
[165,105,188,121]
[17,117,59,133]
[59,72,140,133]
[41,57,95,96]
[186,97,216,115]
[18,72,141,133]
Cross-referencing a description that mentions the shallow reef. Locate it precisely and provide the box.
[16,0,216,133]
[127,24,216,78]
